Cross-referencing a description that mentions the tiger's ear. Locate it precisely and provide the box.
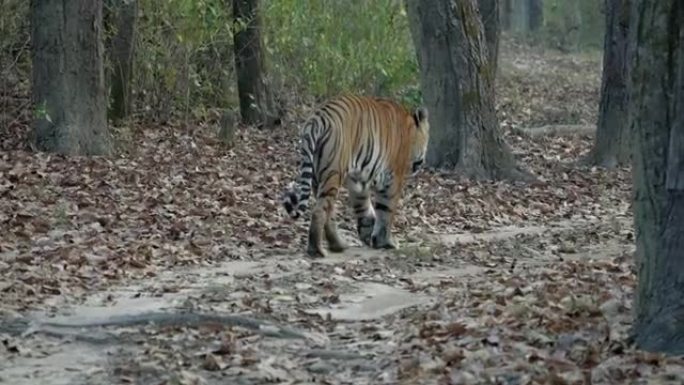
[413,106,428,127]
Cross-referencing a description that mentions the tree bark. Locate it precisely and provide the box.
[407,0,530,180]
[587,0,631,168]
[104,0,137,124]
[31,0,110,155]
[478,0,501,82]
[631,0,684,355]
[232,0,276,129]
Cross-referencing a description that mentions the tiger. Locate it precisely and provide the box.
[281,94,430,258]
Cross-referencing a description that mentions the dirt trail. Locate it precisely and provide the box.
[0,219,631,385]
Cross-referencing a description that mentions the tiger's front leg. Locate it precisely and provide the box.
[371,172,398,250]
[307,199,328,258]
[324,197,348,253]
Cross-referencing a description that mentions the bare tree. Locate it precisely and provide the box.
[406,0,529,180]
[31,0,110,155]
[232,0,276,128]
[105,0,138,124]
[630,0,684,354]
[586,0,631,167]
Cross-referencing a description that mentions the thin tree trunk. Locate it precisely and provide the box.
[508,0,542,34]
[510,0,530,33]
[501,0,512,30]
[587,0,631,168]
[631,0,684,354]
[566,1,583,51]
[31,0,110,155]
[105,0,137,124]
[478,0,500,83]
[528,0,543,31]
[232,0,276,129]
[407,0,531,180]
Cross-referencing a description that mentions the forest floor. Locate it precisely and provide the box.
[2,41,684,384]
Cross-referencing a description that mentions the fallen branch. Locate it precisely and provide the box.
[1,312,323,343]
[511,124,595,138]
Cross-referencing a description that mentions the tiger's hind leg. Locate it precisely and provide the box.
[308,185,345,258]
[349,187,376,247]
[371,172,399,250]
[324,189,348,253]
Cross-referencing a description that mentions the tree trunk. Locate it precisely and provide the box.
[587,0,631,168]
[528,0,543,31]
[406,0,530,180]
[501,0,541,33]
[31,0,110,155]
[104,0,137,124]
[501,0,512,30]
[565,1,583,52]
[510,0,530,33]
[478,0,501,82]
[232,0,276,129]
[631,0,684,355]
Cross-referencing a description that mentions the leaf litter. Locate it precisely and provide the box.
[1,40,683,384]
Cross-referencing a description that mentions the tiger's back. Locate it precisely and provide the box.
[282,94,429,258]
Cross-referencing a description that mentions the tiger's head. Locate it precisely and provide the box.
[409,106,429,175]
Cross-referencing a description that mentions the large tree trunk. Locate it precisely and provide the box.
[406,0,529,180]
[631,0,684,354]
[232,0,276,129]
[31,0,110,155]
[105,0,137,124]
[478,0,501,81]
[587,0,631,168]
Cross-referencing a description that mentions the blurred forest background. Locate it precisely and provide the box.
[0,0,603,148]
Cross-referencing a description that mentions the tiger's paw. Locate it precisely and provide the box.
[359,229,373,247]
[307,246,328,259]
[357,216,375,246]
[328,239,348,253]
[371,238,397,250]
[325,228,348,253]
[371,232,397,250]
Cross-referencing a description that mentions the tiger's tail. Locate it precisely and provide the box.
[281,119,317,219]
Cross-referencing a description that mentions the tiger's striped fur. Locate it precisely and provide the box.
[281,95,430,258]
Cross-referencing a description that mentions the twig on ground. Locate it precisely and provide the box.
[511,124,595,138]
